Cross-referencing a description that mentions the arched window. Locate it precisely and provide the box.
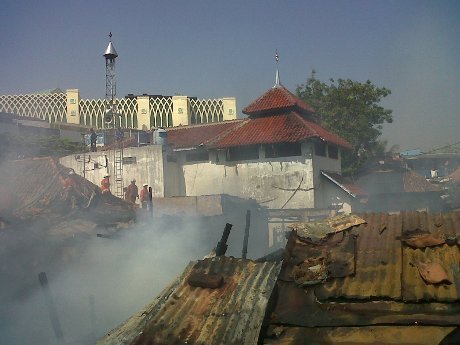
[168,113,173,127]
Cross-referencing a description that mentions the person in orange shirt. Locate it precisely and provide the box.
[139,183,149,209]
[63,170,79,208]
[125,179,138,203]
[100,174,111,194]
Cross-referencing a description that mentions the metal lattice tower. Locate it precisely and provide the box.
[104,32,118,125]
[103,32,124,198]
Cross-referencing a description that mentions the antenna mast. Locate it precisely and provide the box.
[103,32,124,198]
[103,32,118,126]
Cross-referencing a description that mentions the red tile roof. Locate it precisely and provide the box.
[403,171,441,192]
[243,85,315,115]
[209,112,352,149]
[167,85,351,150]
[166,120,245,149]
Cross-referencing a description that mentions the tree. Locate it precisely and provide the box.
[296,71,393,175]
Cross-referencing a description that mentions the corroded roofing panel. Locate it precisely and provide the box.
[97,257,281,345]
[317,212,460,302]
[403,244,460,302]
[316,213,403,300]
[272,211,460,329]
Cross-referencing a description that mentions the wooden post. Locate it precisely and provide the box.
[89,294,96,340]
[242,210,251,259]
[38,272,64,343]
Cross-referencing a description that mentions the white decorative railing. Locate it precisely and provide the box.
[149,97,173,128]
[0,92,66,123]
[0,91,234,129]
[189,98,224,124]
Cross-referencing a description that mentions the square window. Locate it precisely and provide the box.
[70,110,76,116]
[315,141,327,157]
[70,99,76,104]
[328,145,339,159]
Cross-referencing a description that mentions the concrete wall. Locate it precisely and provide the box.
[60,145,166,201]
[177,143,317,209]
[317,177,353,213]
[60,141,345,210]
[312,145,342,206]
[181,158,314,209]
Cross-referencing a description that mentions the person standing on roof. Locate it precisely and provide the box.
[115,126,124,142]
[100,174,111,194]
[125,179,138,203]
[90,128,98,152]
[63,170,80,208]
[139,183,149,209]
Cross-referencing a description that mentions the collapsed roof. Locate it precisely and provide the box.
[0,157,135,224]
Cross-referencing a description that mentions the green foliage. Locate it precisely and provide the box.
[0,132,82,161]
[296,71,393,174]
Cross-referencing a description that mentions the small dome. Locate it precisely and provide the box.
[103,41,118,59]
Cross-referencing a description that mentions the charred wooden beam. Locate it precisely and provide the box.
[242,210,251,259]
[215,223,232,256]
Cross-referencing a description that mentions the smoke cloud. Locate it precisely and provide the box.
[0,217,213,345]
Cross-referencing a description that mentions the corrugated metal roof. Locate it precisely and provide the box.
[264,325,456,345]
[321,171,367,197]
[97,256,281,345]
[272,211,460,329]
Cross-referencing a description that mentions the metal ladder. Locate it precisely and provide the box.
[112,143,124,198]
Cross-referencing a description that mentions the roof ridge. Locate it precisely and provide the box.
[166,119,244,132]
[291,112,319,137]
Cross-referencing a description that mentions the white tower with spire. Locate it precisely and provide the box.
[103,32,118,127]
[274,49,280,87]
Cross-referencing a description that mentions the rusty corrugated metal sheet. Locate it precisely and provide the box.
[97,256,281,345]
[317,213,403,300]
[272,211,460,330]
[264,325,456,345]
[316,212,460,302]
[403,244,460,302]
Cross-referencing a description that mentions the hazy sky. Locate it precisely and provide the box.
[1,0,459,151]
